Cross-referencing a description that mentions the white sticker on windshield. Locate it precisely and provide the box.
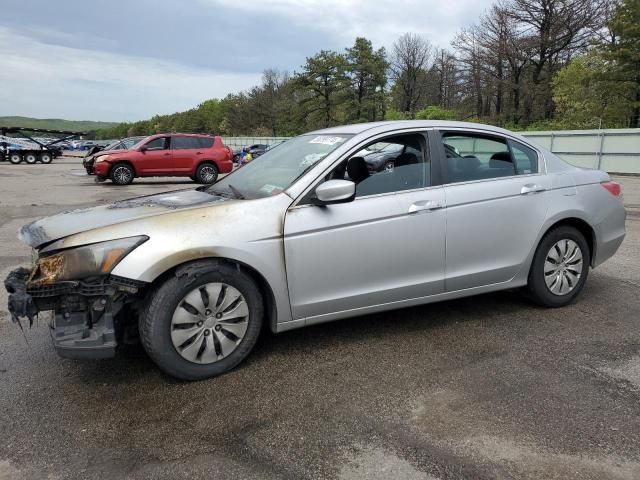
[309,136,345,145]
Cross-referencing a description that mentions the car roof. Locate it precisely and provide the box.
[308,120,519,138]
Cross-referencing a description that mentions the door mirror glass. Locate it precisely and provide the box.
[139,145,147,152]
[313,179,355,205]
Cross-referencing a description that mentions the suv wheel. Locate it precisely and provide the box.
[110,163,134,185]
[527,225,590,307]
[196,163,218,184]
[139,261,264,380]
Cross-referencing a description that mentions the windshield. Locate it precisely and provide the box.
[208,134,352,199]
[103,140,121,151]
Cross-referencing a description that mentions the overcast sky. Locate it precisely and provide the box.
[0,0,493,122]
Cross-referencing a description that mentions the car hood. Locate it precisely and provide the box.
[19,189,233,249]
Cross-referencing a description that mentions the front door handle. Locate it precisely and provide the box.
[408,200,444,214]
[520,183,545,195]
[196,152,203,155]
[164,153,170,156]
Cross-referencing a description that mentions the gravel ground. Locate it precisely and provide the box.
[0,157,639,480]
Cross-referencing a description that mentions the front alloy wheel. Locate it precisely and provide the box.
[110,163,134,185]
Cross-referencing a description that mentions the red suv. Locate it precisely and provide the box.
[94,134,233,185]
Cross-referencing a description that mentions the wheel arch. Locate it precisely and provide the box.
[149,257,278,334]
[539,217,596,266]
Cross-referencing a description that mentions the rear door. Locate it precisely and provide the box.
[171,136,203,173]
[435,130,550,291]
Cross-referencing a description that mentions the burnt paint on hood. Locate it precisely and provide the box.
[19,189,231,248]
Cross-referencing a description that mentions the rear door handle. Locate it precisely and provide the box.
[408,200,444,214]
[196,152,203,155]
[520,184,545,195]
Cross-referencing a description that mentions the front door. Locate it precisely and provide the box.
[283,132,446,321]
[138,136,172,175]
[436,130,550,291]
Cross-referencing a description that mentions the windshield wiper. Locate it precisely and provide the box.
[227,184,245,199]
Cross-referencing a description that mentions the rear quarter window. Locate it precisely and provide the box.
[197,137,214,148]
[508,140,539,174]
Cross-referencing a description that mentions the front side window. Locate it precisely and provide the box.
[441,132,515,183]
[207,134,352,199]
[144,137,169,150]
[326,133,429,197]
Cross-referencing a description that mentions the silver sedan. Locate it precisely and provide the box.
[5,121,626,380]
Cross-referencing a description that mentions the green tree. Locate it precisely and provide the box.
[552,52,633,128]
[345,37,388,122]
[294,50,349,128]
[602,0,640,127]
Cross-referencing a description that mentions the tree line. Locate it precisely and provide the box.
[96,0,639,140]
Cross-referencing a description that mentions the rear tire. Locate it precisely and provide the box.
[24,153,37,164]
[9,153,22,164]
[139,261,264,380]
[527,226,590,307]
[195,163,218,184]
[39,152,52,164]
[110,163,134,185]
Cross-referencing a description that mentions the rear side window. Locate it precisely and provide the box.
[441,132,515,183]
[172,136,201,149]
[508,139,539,174]
[197,137,214,148]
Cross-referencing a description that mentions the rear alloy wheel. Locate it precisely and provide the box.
[139,261,263,380]
[196,163,218,184]
[39,152,52,164]
[527,226,589,307]
[9,153,22,164]
[110,163,134,185]
[24,153,38,164]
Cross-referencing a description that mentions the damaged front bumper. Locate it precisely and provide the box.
[4,267,146,359]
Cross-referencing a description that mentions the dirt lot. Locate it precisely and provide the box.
[1,157,639,480]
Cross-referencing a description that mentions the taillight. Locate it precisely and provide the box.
[601,181,622,197]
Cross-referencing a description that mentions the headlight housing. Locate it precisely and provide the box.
[29,236,148,286]
[95,154,110,163]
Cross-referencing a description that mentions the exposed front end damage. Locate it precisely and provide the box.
[5,266,147,359]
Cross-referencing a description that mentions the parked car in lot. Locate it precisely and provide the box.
[83,136,147,174]
[92,133,233,185]
[5,121,626,380]
[233,144,270,162]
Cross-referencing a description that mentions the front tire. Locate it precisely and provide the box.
[527,226,590,307]
[110,163,134,185]
[139,261,264,380]
[195,163,218,184]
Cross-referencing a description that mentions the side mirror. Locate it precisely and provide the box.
[139,145,147,152]
[313,179,355,205]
